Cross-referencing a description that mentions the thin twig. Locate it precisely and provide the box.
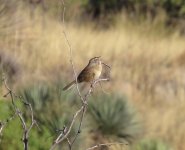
[0,122,4,135]
[67,78,110,149]
[2,77,38,150]
[70,103,87,148]
[0,113,17,136]
[50,106,84,150]
[50,0,86,149]
[86,142,128,150]
[60,0,85,104]
[102,62,111,68]
[50,78,109,150]
[50,1,110,150]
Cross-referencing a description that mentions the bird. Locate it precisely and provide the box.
[63,56,102,91]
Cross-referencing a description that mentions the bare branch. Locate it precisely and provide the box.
[60,0,84,104]
[66,137,72,149]
[86,142,128,150]
[49,1,111,150]
[2,76,38,150]
[50,78,109,150]
[102,62,111,69]
[70,106,86,145]
[0,122,4,135]
[50,106,84,150]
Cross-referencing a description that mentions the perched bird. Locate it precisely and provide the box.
[63,56,102,91]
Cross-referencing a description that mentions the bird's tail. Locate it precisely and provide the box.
[63,80,76,91]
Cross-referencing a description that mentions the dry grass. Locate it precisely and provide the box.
[1,3,185,150]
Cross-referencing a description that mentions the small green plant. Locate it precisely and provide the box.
[133,139,172,150]
[0,100,51,150]
[20,83,52,111]
[19,81,75,122]
[88,94,140,143]
[19,81,84,148]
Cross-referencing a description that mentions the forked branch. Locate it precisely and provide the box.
[2,76,38,150]
[49,1,111,150]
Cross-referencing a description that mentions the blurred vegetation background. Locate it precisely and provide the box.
[0,0,185,149]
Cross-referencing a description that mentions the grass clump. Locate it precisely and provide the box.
[19,81,84,149]
[19,81,75,124]
[88,94,140,143]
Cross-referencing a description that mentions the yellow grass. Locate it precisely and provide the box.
[1,4,185,150]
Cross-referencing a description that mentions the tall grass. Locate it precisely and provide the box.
[0,1,185,150]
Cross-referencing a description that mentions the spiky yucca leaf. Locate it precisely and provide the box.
[89,94,140,143]
[19,82,75,123]
[20,83,52,111]
[19,82,83,132]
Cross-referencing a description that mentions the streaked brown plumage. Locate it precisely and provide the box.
[63,57,102,91]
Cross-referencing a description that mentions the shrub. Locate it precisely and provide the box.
[83,0,185,26]
[19,82,84,149]
[86,0,185,18]
[84,0,130,18]
[19,81,76,123]
[88,94,140,143]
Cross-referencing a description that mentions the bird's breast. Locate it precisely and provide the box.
[92,64,102,80]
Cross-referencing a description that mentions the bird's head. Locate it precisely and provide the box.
[89,56,101,66]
